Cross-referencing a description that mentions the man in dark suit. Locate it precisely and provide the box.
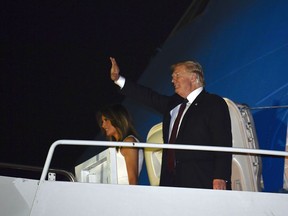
[110,57,232,190]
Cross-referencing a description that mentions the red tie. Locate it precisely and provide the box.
[167,99,188,172]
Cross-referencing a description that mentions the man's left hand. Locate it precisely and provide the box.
[213,179,227,190]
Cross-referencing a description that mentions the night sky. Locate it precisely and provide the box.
[1,0,193,172]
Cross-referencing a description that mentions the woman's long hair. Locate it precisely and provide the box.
[97,104,138,142]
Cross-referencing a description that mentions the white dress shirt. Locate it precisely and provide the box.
[169,87,203,140]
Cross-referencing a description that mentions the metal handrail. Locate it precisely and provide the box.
[0,162,76,182]
[40,139,288,182]
[249,105,288,110]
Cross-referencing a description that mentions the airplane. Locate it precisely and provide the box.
[1,0,287,215]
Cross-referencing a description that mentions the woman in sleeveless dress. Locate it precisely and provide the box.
[97,104,143,185]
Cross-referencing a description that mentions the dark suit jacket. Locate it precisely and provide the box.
[120,79,232,189]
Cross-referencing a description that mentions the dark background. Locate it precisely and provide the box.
[1,0,193,174]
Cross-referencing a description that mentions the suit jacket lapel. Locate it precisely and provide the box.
[176,90,207,138]
[163,90,207,143]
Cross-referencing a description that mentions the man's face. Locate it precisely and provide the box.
[171,65,194,98]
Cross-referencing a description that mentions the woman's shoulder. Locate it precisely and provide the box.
[123,135,139,142]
